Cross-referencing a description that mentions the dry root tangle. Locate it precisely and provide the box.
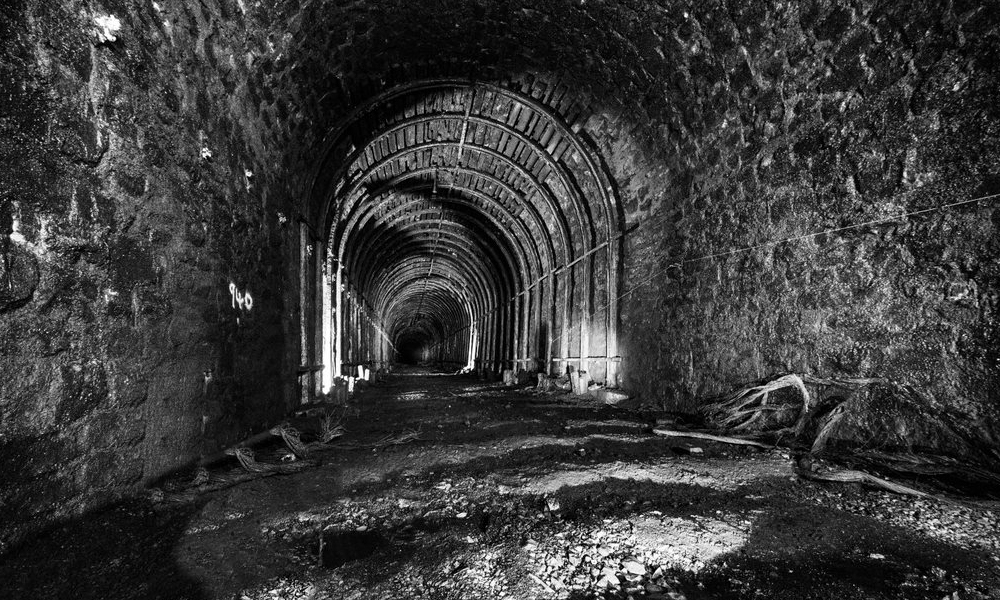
[226,447,275,473]
[685,373,1000,504]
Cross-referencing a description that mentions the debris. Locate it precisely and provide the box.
[191,467,210,486]
[565,418,646,431]
[795,462,952,504]
[228,447,274,473]
[652,428,772,449]
[272,424,309,458]
[570,370,591,395]
[597,569,621,588]
[111,373,1000,598]
[93,14,121,44]
[528,573,557,595]
[623,560,646,575]
[702,374,813,434]
[330,429,420,450]
[317,408,347,443]
[590,388,630,405]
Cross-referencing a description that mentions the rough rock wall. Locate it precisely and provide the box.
[615,0,1000,436]
[200,0,1000,431]
[0,0,297,551]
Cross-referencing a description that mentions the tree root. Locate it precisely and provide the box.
[156,461,316,506]
[652,428,773,449]
[703,374,810,432]
[790,462,985,508]
[795,465,937,499]
[327,429,421,450]
[692,373,1000,504]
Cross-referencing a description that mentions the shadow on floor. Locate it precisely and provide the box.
[295,473,996,599]
[0,498,209,600]
[548,477,998,600]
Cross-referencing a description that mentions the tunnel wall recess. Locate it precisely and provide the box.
[1,0,999,553]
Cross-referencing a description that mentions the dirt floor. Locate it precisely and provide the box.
[3,369,999,600]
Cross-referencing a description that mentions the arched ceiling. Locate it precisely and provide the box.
[311,79,621,355]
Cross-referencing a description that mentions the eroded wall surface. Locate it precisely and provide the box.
[0,0,299,550]
[613,3,1000,428]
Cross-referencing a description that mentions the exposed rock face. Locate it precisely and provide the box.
[612,1,1000,427]
[1,245,40,312]
[0,0,297,551]
[1,0,998,552]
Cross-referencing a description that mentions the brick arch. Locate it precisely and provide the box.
[305,78,624,383]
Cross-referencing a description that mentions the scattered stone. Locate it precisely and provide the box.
[590,389,630,405]
[623,560,646,575]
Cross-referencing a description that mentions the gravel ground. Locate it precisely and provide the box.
[2,369,998,600]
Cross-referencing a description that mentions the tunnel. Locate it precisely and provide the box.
[2,0,1000,598]
[312,79,623,384]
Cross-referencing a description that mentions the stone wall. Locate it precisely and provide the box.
[614,1,1000,438]
[264,0,997,430]
[0,0,298,551]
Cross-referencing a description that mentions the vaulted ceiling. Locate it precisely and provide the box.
[311,79,622,362]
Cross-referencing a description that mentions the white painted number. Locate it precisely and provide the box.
[229,283,254,312]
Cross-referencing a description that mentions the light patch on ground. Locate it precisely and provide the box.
[633,513,750,572]
[522,459,790,496]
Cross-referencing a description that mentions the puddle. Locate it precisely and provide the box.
[315,530,388,568]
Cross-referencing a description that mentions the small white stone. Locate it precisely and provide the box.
[93,14,122,44]
[623,560,646,575]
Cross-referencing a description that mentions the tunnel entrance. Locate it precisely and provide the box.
[298,79,626,401]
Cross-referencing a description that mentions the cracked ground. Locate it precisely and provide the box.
[3,369,999,600]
